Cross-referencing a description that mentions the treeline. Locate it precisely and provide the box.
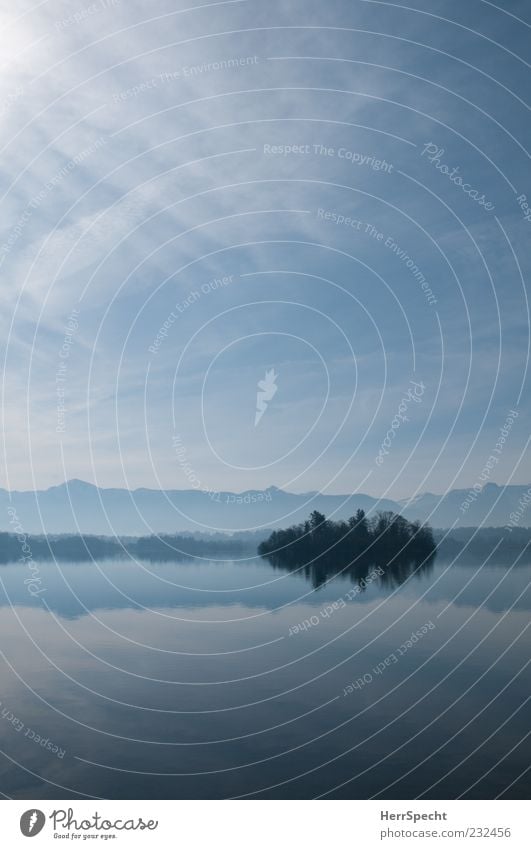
[132,534,247,560]
[0,532,248,563]
[0,533,120,563]
[434,527,531,562]
[258,510,436,586]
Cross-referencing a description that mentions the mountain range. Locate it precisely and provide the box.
[0,479,528,535]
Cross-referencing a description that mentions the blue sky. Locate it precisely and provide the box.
[0,0,529,498]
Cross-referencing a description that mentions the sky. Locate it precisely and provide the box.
[0,0,529,499]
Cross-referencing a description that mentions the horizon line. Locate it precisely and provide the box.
[1,478,529,500]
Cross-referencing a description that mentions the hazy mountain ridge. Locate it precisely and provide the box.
[0,479,529,534]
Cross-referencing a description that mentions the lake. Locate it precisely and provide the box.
[0,553,529,799]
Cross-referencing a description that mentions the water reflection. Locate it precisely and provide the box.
[262,551,436,590]
[0,554,528,799]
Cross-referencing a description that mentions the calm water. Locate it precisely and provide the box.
[0,553,529,799]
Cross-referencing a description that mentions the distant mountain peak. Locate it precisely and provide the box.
[62,479,97,489]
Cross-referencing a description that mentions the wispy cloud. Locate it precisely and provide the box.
[0,0,529,498]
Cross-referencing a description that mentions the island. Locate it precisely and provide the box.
[258,509,437,587]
